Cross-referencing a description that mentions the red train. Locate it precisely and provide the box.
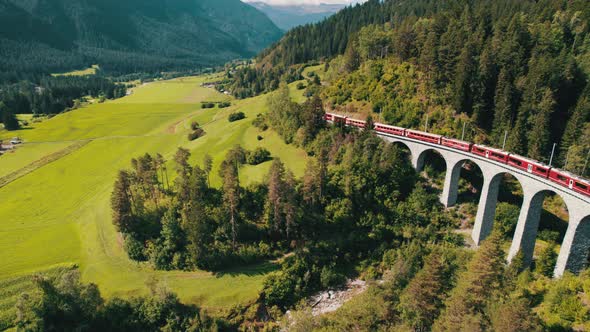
[323,112,590,197]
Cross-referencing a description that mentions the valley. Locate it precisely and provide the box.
[0,74,309,328]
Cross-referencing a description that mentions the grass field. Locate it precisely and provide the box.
[0,74,309,327]
[52,65,100,77]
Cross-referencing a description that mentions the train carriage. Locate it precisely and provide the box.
[325,113,347,124]
[507,154,551,178]
[346,118,366,129]
[549,169,590,196]
[406,129,442,144]
[441,137,472,152]
[471,144,509,163]
[374,123,406,136]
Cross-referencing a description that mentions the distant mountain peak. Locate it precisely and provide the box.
[244,1,346,30]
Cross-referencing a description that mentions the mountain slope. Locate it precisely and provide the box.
[0,0,282,75]
[246,2,345,30]
[231,0,590,174]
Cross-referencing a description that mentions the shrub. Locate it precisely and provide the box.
[535,245,558,277]
[263,272,296,308]
[494,202,520,239]
[219,101,231,108]
[257,135,263,141]
[296,82,306,90]
[188,128,205,141]
[124,236,146,261]
[191,121,200,130]
[320,265,346,288]
[201,102,215,108]
[252,113,268,130]
[246,147,271,165]
[228,111,246,122]
[537,229,560,244]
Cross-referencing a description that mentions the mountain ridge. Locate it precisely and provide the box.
[0,0,283,76]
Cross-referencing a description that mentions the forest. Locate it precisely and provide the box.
[101,84,590,330]
[228,0,590,175]
[0,75,126,130]
[10,74,588,331]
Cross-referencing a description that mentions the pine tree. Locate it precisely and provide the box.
[283,170,299,240]
[559,94,589,164]
[419,30,439,81]
[491,69,516,145]
[505,107,528,154]
[203,154,213,187]
[528,88,555,162]
[454,42,477,115]
[343,41,361,73]
[265,159,286,238]
[398,250,448,331]
[174,148,191,179]
[0,102,20,131]
[472,44,497,130]
[433,232,505,331]
[301,94,325,144]
[438,21,463,84]
[535,245,557,278]
[489,297,541,332]
[302,160,321,210]
[222,160,240,251]
[111,170,134,233]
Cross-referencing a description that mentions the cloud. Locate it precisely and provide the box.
[243,0,365,6]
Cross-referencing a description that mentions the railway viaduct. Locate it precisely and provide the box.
[375,132,590,277]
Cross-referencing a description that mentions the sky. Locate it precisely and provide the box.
[242,0,365,6]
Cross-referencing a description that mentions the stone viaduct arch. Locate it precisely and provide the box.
[380,134,590,277]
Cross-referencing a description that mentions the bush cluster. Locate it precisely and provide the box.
[188,121,205,141]
[246,147,271,165]
[252,113,268,131]
[188,128,205,141]
[228,111,246,122]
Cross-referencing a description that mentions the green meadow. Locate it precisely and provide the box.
[0,75,309,326]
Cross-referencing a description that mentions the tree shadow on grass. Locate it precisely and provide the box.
[213,261,279,278]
